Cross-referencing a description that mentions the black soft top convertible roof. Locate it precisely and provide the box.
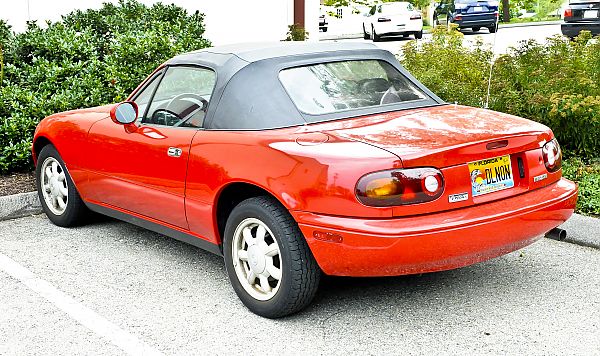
[161,42,443,130]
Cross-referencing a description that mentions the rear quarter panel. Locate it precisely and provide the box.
[184,127,402,243]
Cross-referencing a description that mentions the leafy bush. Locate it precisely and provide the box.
[401,27,600,159]
[562,157,600,216]
[0,0,210,173]
[284,24,309,41]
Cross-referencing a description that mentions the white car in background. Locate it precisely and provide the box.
[363,2,424,41]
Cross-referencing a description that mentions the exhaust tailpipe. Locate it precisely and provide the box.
[545,228,567,241]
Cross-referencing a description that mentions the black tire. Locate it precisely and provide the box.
[488,24,497,33]
[414,30,423,39]
[372,25,381,42]
[36,144,89,227]
[472,26,481,32]
[363,25,370,39]
[223,196,321,318]
[322,27,328,32]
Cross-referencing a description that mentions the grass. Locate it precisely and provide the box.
[562,157,600,217]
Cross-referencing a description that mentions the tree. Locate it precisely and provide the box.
[502,0,510,22]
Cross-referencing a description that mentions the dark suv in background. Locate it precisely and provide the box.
[434,0,499,33]
[562,0,600,38]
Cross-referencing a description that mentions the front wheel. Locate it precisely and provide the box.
[472,26,481,32]
[36,144,88,227]
[223,196,321,318]
[414,30,423,39]
[363,25,370,39]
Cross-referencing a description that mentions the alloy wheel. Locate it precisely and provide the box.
[231,218,282,301]
[40,157,68,216]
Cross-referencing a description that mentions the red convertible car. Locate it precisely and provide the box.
[33,42,577,318]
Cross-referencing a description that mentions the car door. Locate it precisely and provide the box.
[85,65,217,229]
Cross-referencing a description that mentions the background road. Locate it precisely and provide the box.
[328,23,563,55]
[1,214,599,355]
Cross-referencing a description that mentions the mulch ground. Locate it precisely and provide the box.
[0,171,37,196]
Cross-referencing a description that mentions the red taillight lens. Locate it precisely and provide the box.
[356,168,444,207]
[542,139,562,173]
[564,8,573,17]
[454,14,463,21]
[410,14,422,20]
[378,17,391,22]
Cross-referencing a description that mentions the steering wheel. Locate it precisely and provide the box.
[165,93,209,127]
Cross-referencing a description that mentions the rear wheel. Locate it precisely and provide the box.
[371,25,381,42]
[223,196,321,318]
[414,30,423,39]
[472,26,481,32]
[36,145,88,227]
[488,24,497,33]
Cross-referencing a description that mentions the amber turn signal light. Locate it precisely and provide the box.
[356,168,444,207]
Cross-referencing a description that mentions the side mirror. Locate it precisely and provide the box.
[110,101,138,125]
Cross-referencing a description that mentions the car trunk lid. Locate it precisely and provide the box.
[312,105,557,216]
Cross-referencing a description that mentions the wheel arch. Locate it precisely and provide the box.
[214,181,294,246]
[32,135,53,165]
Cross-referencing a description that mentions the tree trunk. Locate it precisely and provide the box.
[502,0,510,22]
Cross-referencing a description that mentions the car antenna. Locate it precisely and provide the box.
[484,12,500,109]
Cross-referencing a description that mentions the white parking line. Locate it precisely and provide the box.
[0,252,164,356]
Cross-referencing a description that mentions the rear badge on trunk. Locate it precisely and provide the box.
[449,192,469,203]
[533,173,548,182]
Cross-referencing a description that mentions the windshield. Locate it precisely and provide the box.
[279,60,427,115]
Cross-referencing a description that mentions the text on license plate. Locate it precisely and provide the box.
[468,155,514,197]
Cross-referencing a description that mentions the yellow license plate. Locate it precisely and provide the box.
[468,155,514,197]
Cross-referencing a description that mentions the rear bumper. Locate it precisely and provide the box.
[453,15,496,28]
[561,22,600,37]
[374,21,423,36]
[293,178,577,277]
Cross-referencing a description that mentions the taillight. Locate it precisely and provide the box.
[454,14,463,21]
[564,8,573,17]
[356,168,444,207]
[410,14,422,20]
[542,139,562,173]
[378,17,391,22]
[494,11,499,17]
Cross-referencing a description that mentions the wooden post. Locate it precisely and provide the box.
[294,0,305,28]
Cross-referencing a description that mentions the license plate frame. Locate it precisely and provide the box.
[468,155,515,197]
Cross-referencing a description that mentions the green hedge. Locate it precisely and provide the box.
[401,27,600,159]
[0,0,210,173]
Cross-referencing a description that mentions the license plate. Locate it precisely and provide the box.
[473,6,483,12]
[468,155,514,197]
[584,10,598,18]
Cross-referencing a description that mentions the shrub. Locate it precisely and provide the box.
[562,157,600,216]
[0,0,210,173]
[284,24,309,41]
[400,27,600,160]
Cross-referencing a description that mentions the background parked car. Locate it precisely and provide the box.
[319,13,329,32]
[561,0,600,38]
[434,0,499,33]
[363,2,423,41]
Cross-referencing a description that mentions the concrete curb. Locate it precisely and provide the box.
[319,20,561,41]
[0,191,42,221]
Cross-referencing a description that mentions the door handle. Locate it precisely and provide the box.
[167,147,182,157]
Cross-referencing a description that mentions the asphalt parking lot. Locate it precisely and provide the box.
[1,214,599,355]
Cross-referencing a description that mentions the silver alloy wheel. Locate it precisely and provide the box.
[232,218,282,301]
[40,157,68,216]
